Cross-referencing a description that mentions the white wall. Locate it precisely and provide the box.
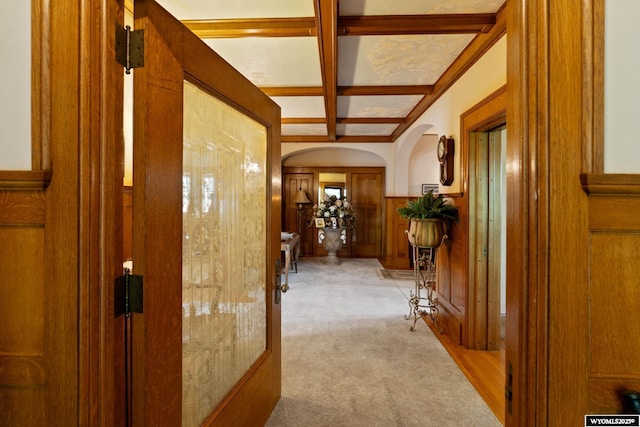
[392,36,507,196]
[0,3,31,170]
[604,0,640,173]
[408,133,439,195]
[281,146,386,167]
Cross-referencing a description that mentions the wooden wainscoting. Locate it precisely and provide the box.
[581,174,640,413]
[431,193,467,344]
[0,171,50,426]
[381,197,412,269]
[382,194,467,345]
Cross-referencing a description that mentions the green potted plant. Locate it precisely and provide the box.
[397,190,460,247]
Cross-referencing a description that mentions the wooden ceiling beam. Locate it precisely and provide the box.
[281,135,394,143]
[339,14,496,36]
[338,85,433,96]
[282,118,326,124]
[281,117,403,124]
[314,0,338,141]
[179,8,504,143]
[337,117,403,124]
[261,85,433,96]
[183,17,316,38]
[260,87,324,96]
[184,14,496,39]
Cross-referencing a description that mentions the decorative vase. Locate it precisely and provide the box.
[318,227,346,264]
[407,219,445,248]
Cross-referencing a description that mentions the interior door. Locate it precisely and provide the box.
[350,172,383,257]
[131,1,282,425]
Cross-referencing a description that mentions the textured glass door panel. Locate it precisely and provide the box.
[182,81,267,426]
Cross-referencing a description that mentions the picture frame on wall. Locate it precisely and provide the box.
[422,184,439,195]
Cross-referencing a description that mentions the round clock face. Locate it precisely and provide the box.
[437,139,446,160]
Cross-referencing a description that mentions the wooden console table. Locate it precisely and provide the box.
[280,233,300,288]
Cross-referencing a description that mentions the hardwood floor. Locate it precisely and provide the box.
[424,316,506,424]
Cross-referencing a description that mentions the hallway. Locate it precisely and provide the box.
[266,258,500,426]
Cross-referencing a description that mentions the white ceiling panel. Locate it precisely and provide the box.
[338,123,398,136]
[157,0,314,19]
[282,124,328,136]
[339,0,504,16]
[338,95,422,118]
[339,34,475,86]
[203,38,322,87]
[270,97,326,118]
[154,0,505,141]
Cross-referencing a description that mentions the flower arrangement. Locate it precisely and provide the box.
[312,194,355,228]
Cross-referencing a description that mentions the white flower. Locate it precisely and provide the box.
[311,194,355,228]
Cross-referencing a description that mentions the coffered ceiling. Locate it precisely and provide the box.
[153,0,506,143]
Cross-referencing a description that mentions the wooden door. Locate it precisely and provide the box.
[467,127,505,351]
[132,1,281,425]
[350,172,383,257]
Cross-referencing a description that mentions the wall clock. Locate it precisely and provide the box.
[437,135,454,185]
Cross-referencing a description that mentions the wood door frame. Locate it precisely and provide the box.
[35,0,126,424]
[506,0,549,423]
[460,86,506,351]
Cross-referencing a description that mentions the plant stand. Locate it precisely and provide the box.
[405,232,446,332]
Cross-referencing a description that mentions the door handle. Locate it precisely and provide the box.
[275,259,288,304]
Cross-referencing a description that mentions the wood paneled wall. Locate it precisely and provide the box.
[0,172,50,426]
[382,194,466,343]
[283,166,384,258]
[434,194,467,344]
[381,197,411,269]
[4,1,126,425]
[505,0,640,423]
[581,175,640,413]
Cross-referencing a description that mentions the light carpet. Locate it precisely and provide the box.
[265,258,500,427]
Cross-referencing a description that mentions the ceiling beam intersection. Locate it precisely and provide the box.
[185,13,496,39]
